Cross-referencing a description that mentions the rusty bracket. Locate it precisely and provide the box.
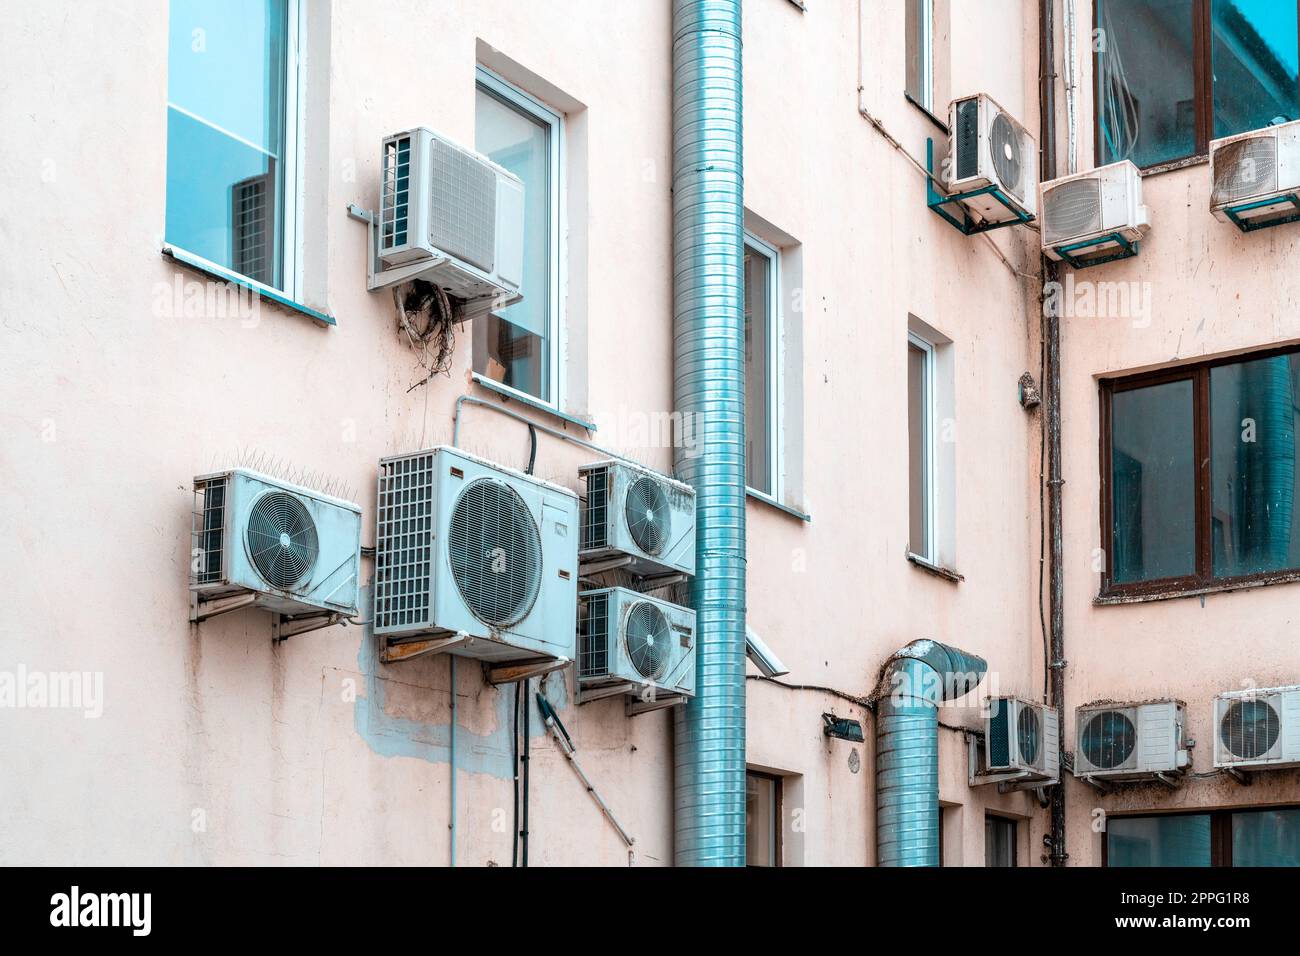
[190,592,257,624]
[486,656,570,686]
[273,612,344,644]
[379,632,475,664]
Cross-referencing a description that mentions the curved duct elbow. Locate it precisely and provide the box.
[876,640,987,867]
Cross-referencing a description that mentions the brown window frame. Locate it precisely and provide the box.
[1102,805,1299,866]
[744,769,784,868]
[1099,344,1300,599]
[984,813,1019,867]
[1093,0,1300,172]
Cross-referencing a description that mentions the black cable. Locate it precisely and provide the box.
[526,424,537,475]
[522,678,531,867]
[746,674,868,709]
[512,680,521,868]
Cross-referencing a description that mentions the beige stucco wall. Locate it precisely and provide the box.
[6,0,1288,868]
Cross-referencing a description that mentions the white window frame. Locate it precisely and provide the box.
[474,66,564,410]
[164,0,305,301]
[744,232,783,501]
[908,330,937,562]
[909,0,934,111]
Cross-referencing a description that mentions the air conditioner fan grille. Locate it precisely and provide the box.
[1213,136,1278,206]
[1043,178,1103,245]
[624,601,672,682]
[1018,705,1042,766]
[1081,710,1137,770]
[624,476,669,556]
[1220,698,1280,760]
[990,112,1025,200]
[246,491,319,590]
[448,478,542,627]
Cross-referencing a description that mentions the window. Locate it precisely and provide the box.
[474,69,562,405]
[905,0,934,111]
[908,333,936,562]
[166,0,300,292]
[745,770,782,867]
[1106,807,1300,866]
[1096,0,1300,169]
[744,235,781,497]
[1101,347,1300,595]
[985,815,1017,867]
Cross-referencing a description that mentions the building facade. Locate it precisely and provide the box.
[0,0,1297,866]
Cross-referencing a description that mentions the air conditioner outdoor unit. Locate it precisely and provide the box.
[1074,700,1190,781]
[375,127,525,309]
[1210,119,1300,231]
[1213,685,1300,771]
[374,446,578,664]
[1040,160,1149,266]
[946,93,1037,225]
[985,696,1060,783]
[579,460,696,579]
[578,587,696,700]
[191,470,362,617]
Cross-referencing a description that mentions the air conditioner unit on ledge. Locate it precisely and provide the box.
[1210,119,1300,232]
[1213,685,1300,772]
[1040,160,1149,267]
[1074,700,1189,785]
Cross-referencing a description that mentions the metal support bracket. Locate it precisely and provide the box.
[625,692,689,717]
[577,682,641,705]
[1223,193,1300,232]
[1078,774,1111,794]
[1224,767,1252,786]
[925,138,1036,235]
[578,555,634,576]
[486,656,570,686]
[1154,771,1184,790]
[1050,231,1139,269]
[379,632,475,664]
[273,611,344,644]
[190,592,257,624]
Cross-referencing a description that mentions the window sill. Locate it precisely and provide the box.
[1096,570,1300,606]
[907,552,963,584]
[1135,154,1209,178]
[904,91,950,135]
[470,373,596,432]
[746,488,811,523]
[161,246,335,327]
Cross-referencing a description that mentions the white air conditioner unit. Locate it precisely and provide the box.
[375,127,524,309]
[946,93,1037,225]
[1210,119,1300,231]
[579,460,696,579]
[191,470,362,617]
[1040,160,1149,264]
[374,446,578,664]
[1213,686,1300,771]
[1074,700,1190,781]
[578,587,696,700]
[985,696,1060,783]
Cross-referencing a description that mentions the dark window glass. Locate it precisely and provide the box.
[1108,814,1212,866]
[1210,354,1300,577]
[1111,379,1197,583]
[908,341,931,558]
[905,0,931,109]
[985,815,1016,867]
[1233,807,1300,865]
[1097,0,1197,167]
[1212,0,1300,138]
[745,772,779,867]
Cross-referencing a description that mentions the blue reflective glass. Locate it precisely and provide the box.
[1213,0,1300,138]
[1108,815,1211,866]
[166,0,289,288]
[1233,808,1300,866]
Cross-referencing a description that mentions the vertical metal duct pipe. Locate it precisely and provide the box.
[876,640,987,867]
[671,0,747,866]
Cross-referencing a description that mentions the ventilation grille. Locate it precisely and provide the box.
[624,601,672,681]
[381,135,412,251]
[1018,706,1042,766]
[232,169,274,285]
[1213,135,1279,206]
[429,136,496,273]
[448,478,542,627]
[246,491,318,590]
[375,453,436,631]
[194,476,228,586]
[989,111,1025,199]
[954,98,980,180]
[581,466,609,551]
[578,592,610,679]
[624,475,669,555]
[1220,698,1281,759]
[989,702,1010,767]
[1043,178,1103,245]
[1080,710,1137,770]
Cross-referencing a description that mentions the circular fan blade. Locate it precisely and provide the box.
[624,476,669,556]
[624,601,672,681]
[1081,711,1136,770]
[448,479,543,627]
[246,491,319,590]
[1220,699,1280,759]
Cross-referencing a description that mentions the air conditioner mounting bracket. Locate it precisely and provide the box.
[486,655,570,686]
[925,138,1036,235]
[1050,231,1139,269]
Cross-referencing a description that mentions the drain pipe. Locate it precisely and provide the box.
[1039,0,1068,867]
[876,640,987,867]
[671,0,748,866]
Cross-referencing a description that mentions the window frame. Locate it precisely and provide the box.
[908,330,938,564]
[164,0,305,300]
[1093,0,1300,171]
[744,769,783,867]
[743,232,783,501]
[1099,343,1300,599]
[1103,805,1300,867]
[984,813,1018,867]
[905,0,935,113]
[474,66,564,410]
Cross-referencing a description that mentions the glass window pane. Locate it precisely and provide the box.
[745,773,778,867]
[1111,379,1197,583]
[166,0,289,288]
[1108,814,1212,866]
[908,342,930,558]
[474,84,552,401]
[1233,807,1300,865]
[985,815,1016,867]
[1097,0,1197,167]
[745,245,773,494]
[905,0,931,108]
[1212,0,1300,139]
[1211,355,1300,578]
